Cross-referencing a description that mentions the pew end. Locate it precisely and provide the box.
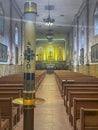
[76,108,98,130]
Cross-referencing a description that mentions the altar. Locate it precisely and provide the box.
[46,64,55,74]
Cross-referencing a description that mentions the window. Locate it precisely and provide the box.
[94,6,98,35]
[0,2,4,35]
[81,30,85,48]
[15,25,19,45]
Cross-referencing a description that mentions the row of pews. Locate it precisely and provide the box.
[0,70,46,130]
[54,70,98,130]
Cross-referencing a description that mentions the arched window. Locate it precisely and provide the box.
[73,36,77,66]
[15,24,19,64]
[15,25,19,45]
[94,5,98,35]
[0,2,4,35]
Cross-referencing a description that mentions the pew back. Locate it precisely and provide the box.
[73,98,98,130]
[77,108,98,130]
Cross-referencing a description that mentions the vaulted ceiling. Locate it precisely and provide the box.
[16,0,83,39]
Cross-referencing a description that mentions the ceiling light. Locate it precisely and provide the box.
[47,35,53,39]
[46,29,53,42]
[46,29,53,36]
[43,15,55,26]
[43,0,55,26]
[47,37,53,43]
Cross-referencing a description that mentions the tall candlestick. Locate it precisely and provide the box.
[23,1,37,130]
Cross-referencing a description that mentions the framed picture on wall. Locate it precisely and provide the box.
[0,43,7,62]
[91,43,98,62]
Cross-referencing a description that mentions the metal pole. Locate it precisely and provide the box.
[23,1,37,130]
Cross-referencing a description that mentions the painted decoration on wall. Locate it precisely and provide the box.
[91,43,98,62]
[0,43,7,62]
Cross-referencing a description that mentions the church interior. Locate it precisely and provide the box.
[1,0,98,130]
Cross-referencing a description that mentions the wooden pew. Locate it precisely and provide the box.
[35,70,46,90]
[0,118,9,130]
[58,77,98,95]
[0,98,17,130]
[0,87,24,97]
[65,85,98,104]
[0,70,46,130]
[68,92,98,125]
[0,70,46,94]
[0,84,23,87]
[63,83,98,97]
[54,70,98,95]
[76,108,98,130]
[64,86,98,111]
[0,70,46,87]
[0,80,22,84]
[73,98,98,130]
[0,91,22,122]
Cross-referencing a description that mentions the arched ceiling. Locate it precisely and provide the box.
[15,0,83,39]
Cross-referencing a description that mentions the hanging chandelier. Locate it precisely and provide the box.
[44,0,55,43]
[43,15,55,26]
[43,0,55,26]
[46,29,53,43]
[46,29,53,37]
[47,37,53,43]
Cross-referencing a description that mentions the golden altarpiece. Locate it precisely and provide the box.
[36,41,66,69]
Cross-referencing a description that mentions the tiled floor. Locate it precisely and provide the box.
[15,74,73,130]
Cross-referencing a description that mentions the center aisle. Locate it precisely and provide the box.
[35,74,73,130]
[15,73,73,130]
